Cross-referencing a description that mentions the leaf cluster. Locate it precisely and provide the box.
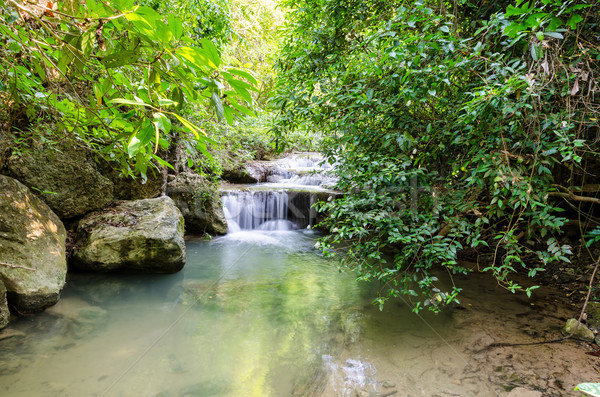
[275,0,600,311]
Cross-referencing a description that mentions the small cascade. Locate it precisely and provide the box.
[221,153,339,233]
[223,191,295,231]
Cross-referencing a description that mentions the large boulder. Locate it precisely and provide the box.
[166,173,228,235]
[0,175,67,313]
[6,142,114,219]
[73,196,186,273]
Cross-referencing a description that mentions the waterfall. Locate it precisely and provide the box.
[222,191,294,231]
[221,153,338,233]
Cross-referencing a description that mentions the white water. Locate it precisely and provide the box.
[222,153,337,232]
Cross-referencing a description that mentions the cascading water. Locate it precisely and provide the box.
[222,153,338,232]
[222,191,293,232]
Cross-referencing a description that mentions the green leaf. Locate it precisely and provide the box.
[177,46,214,71]
[153,112,171,134]
[109,98,154,108]
[566,14,583,30]
[211,92,224,121]
[168,15,184,39]
[128,123,153,156]
[576,383,600,397]
[227,68,257,85]
[155,20,173,44]
[544,31,564,39]
[101,50,140,68]
[199,38,221,68]
[152,154,175,170]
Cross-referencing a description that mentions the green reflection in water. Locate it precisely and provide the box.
[0,231,366,397]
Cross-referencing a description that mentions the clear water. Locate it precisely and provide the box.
[0,234,594,396]
[0,231,371,397]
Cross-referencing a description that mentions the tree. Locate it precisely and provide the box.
[274,0,600,311]
[0,0,256,179]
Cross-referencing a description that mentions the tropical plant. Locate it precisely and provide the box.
[0,0,256,179]
[274,0,600,311]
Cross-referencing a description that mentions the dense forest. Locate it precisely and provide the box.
[1,0,599,313]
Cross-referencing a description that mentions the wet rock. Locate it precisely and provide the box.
[68,306,108,339]
[73,196,185,273]
[561,318,595,342]
[0,176,67,313]
[585,301,600,331]
[222,162,270,183]
[45,298,108,338]
[0,280,9,330]
[0,328,26,341]
[166,173,227,235]
[6,142,114,219]
[506,387,543,397]
[179,379,231,396]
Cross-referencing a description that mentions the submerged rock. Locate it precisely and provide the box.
[73,196,186,273]
[167,173,228,235]
[6,142,114,219]
[561,318,595,342]
[0,176,67,313]
[506,387,543,397]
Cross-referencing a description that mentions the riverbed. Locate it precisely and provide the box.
[0,229,597,396]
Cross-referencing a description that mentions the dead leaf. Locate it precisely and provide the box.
[571,79,579,96]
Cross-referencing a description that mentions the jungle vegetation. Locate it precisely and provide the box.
[1,0,599,311]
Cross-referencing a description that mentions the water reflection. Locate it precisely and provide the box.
[0,231,365,397]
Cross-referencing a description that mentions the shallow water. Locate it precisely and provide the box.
[0,231,597,397]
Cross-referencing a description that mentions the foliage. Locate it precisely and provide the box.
[0,0,256,180]
[275,0,600,311]
[576,383,600,397]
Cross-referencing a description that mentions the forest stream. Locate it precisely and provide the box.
[0,155,598,397]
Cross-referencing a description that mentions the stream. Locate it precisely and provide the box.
[0,154,598,396]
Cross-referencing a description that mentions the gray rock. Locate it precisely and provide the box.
[586,301,600,331]
[561,318,595,342]
[6,142,114,219]
[506,387,543,397]
[105,167,165,200]
[0,280,9,330]
[0,175,67,313]
[222,162,270,184]
[167,173,228,235]
[73,196,185,273]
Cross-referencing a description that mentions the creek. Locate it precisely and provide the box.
[0,154,596,396]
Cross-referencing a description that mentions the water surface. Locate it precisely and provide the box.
[0,231,596,397]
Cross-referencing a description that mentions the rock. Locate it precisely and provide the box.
[6,142,114,219]
[0,280,9,330]
[166,173,228,235]
[73,196,186,273]
[0,175,67,313]
[506,387,543,397]
[586,301,600,331]
[0,328,26,341]
[561,318,595,342]
[106,167,165,200]
[222,162,271,184]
